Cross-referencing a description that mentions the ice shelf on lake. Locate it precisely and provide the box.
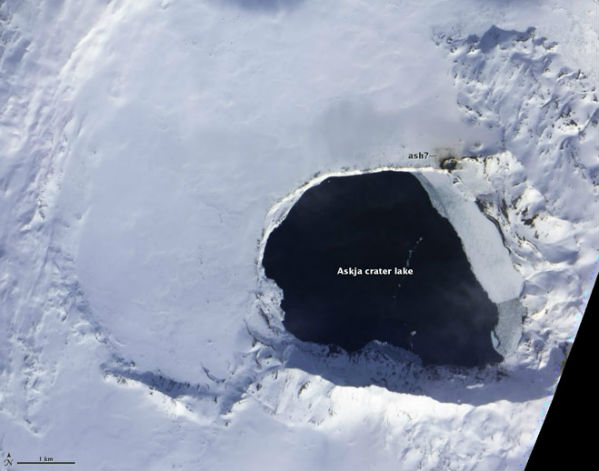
[415,170,525,356]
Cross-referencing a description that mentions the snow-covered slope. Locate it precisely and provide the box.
[1,0,597,469]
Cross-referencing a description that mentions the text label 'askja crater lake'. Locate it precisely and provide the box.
[337,267,414,276]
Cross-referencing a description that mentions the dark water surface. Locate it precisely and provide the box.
[263,171,502,367]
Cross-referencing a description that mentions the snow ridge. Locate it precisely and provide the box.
[0,0,113,437]
[442,25,598,214]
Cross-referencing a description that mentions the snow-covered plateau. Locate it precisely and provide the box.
[1,0,598,469]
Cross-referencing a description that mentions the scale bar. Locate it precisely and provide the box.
[17,462,76,465]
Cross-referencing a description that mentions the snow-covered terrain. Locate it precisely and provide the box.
[1,0,597,469]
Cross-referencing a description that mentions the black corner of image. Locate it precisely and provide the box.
[525,277,598,470]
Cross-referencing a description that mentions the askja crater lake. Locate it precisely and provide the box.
[263,171,504,367]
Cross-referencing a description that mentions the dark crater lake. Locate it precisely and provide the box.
[263,171,502,367]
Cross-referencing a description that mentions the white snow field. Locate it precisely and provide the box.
[1,0,598,469]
